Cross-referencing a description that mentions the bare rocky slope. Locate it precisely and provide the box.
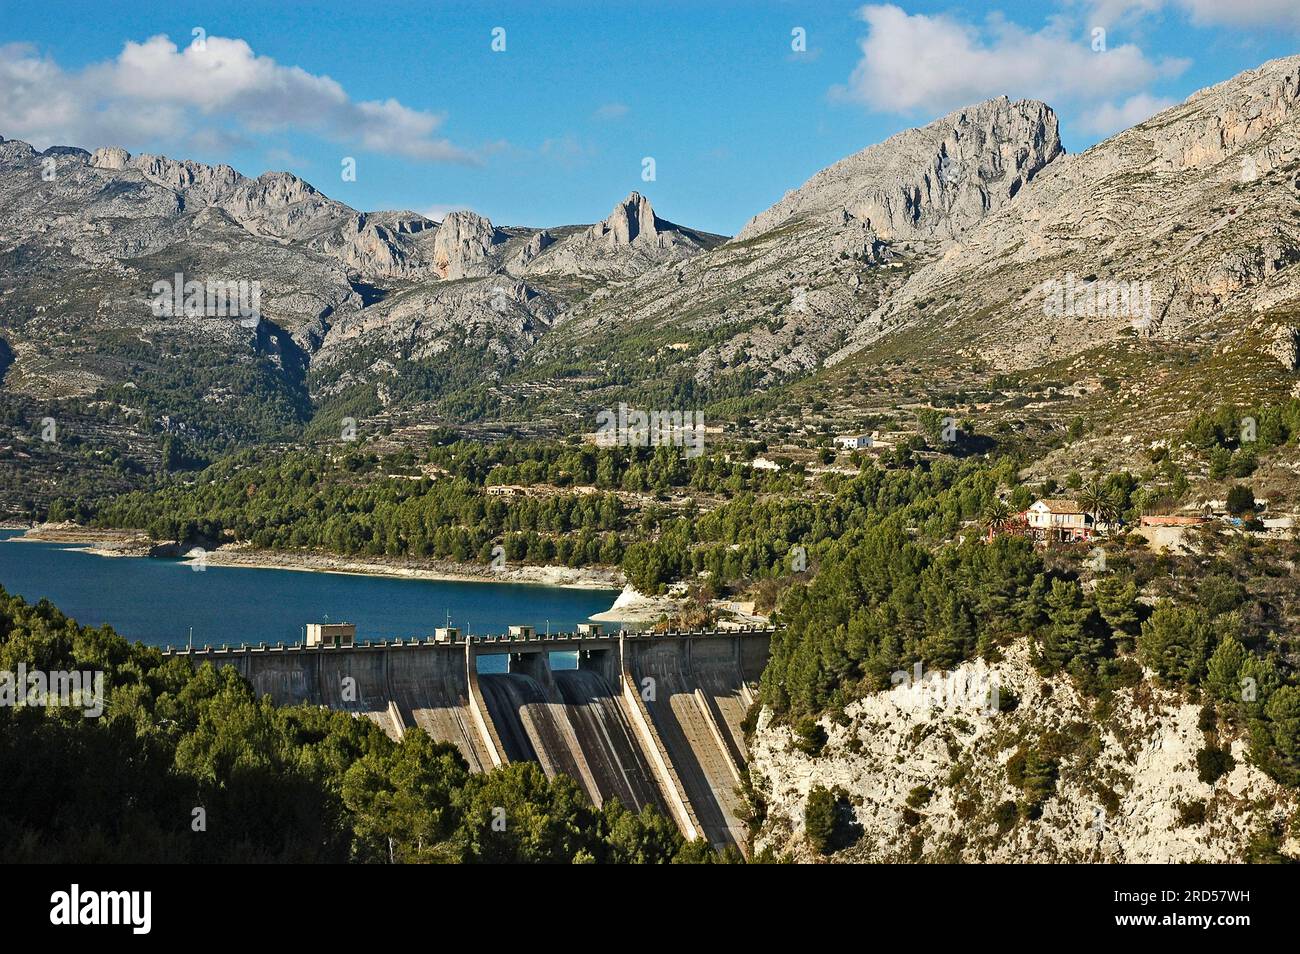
[527,96,1064,387]
[826,55,1300,380]
[0,135,715,381]
[736,96,1063,243]
[751,642,1299,863]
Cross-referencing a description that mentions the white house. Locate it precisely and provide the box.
[1024,499,1094,542]
[835,433,873,450]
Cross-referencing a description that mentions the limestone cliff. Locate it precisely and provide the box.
[750,642,1298,863]
[826,54,1300,373]
[736,96,1063,243]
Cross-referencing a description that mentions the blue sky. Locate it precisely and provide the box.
[1,0,1297,234]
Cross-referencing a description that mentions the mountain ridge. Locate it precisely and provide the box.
[735,95,1064,243]
[3,55,1300,507]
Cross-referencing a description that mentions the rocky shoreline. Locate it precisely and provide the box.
[9,524,772,627]
[10,523,622,590]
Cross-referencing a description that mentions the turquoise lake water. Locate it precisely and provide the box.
[0,531,614,656]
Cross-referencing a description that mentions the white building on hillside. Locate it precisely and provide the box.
[1024,499,1094,542]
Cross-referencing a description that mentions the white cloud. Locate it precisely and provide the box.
[1080,91,1179,134]
[1081,0,1300,29]
[593,102,629,121]
[421,203,474,221]
[837,4,1188,116]
[1177,0,1300,28]
[1077,0,1167,29]
[0,42,177,148]
[539,134,598,169]
[0,35,475,162]
[264,145,308,167]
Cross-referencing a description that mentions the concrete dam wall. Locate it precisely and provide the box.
[164,627,773,853]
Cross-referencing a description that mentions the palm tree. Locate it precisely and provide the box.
[1076,478,1107,535]
[981,499,1015,538]
[1097,492,1123,533]
[1077,477,1125,536]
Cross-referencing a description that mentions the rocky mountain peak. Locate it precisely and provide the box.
[521,191,718,279]
[592,191,660,246]
[129,153,243,203]
[89,147,242,201]
[736,96,1063,243]
[89,146,131,170]
[83,144,344,240]
[431,210,506,279]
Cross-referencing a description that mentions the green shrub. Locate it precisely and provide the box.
[1226,484,1256,516]
[1197,702,1218,733]
[1177,800,1207,827]
[793,717,828,756]
[804,785,860,855]
[1196,744,1235,785]
[1138,602,1214,684]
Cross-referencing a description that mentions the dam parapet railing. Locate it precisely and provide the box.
[159,624,777,657]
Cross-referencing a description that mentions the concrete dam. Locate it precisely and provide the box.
[163,627,773,852]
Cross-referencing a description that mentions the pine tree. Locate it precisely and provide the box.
[1258,687,1300,787]
[1138,602,1215,684]
[1038,579,1104,673]
[1094,576,1141,651]
[1205,636,1247,704]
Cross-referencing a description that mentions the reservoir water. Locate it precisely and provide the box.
[0,531,614,665]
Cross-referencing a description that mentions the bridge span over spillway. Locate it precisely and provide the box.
[164,627,773,852]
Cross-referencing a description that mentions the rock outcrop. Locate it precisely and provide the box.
[431,210,507,280]
[750,643,1298,863]
[591,191,660,245]
[1266,324,1300,370]
[90,147,349,243]
[522,192,722,279]
[736,96,1063,243]
[332,213,437,279]
[512,229,554,270]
